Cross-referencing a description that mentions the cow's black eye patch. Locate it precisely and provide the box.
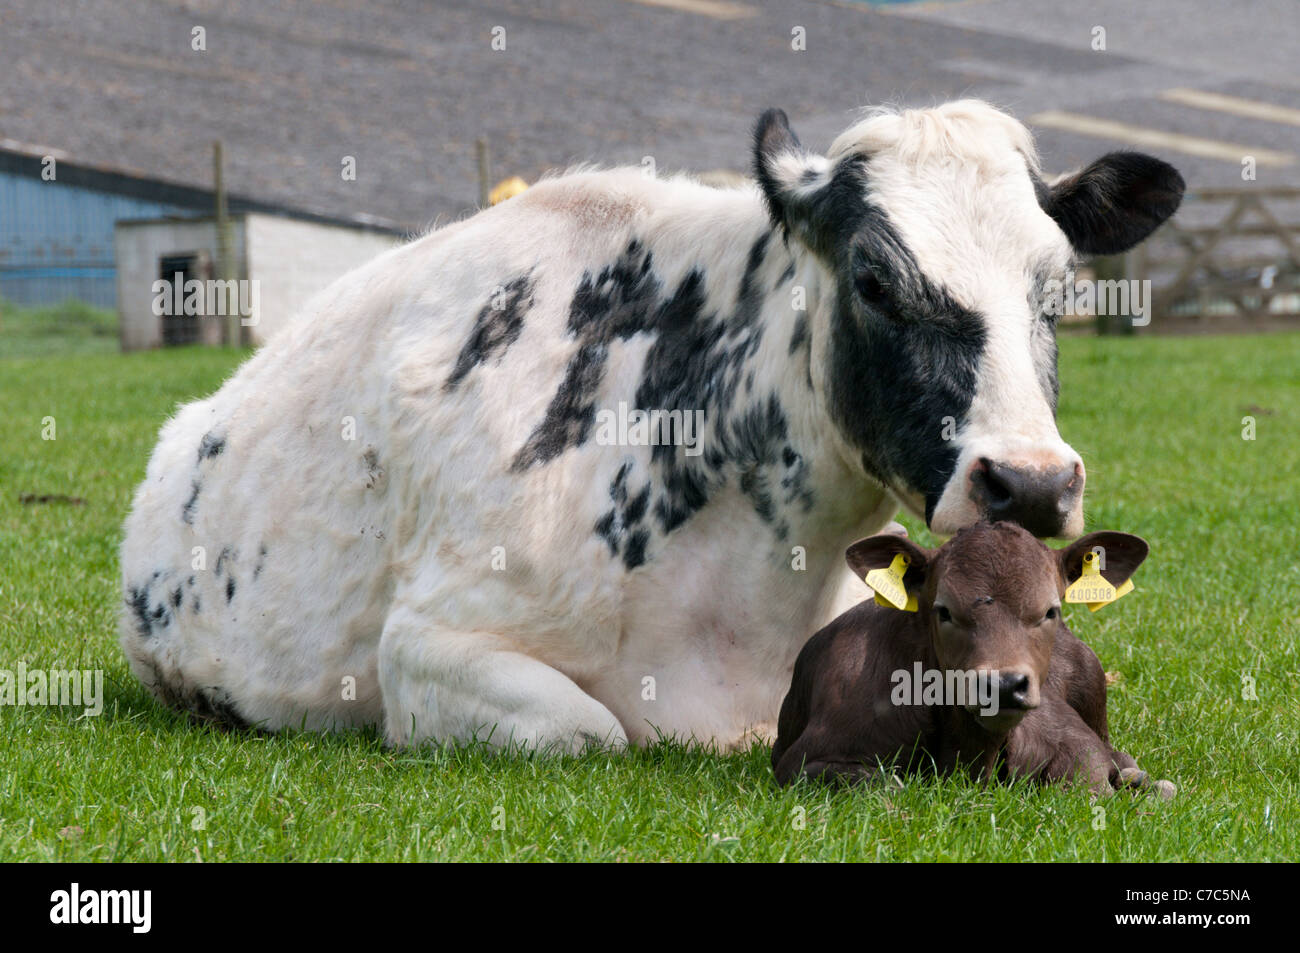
[854,269,888,305]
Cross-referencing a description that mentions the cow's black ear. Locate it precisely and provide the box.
[1043,152,1185,256]
[845,534,931,589]
[754,109,822,231]
[1057,531,1149,588]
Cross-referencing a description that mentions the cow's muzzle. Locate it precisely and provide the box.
[969,457,1084,539]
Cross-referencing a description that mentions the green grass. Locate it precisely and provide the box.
[0,298,119,358]
[1,333,1297,861]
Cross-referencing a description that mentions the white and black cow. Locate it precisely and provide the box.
[119,100,1183,752]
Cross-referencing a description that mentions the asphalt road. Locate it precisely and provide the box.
[1,0,1296,229]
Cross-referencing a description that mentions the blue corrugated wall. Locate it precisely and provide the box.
[0,172,191,308]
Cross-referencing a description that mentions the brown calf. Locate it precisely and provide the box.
[772,521,1175,797]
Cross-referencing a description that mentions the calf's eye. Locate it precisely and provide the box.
[1044,607,1059,622]
[935,606,953,623]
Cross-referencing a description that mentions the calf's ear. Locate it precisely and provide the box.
[1042,152,1184,256]
[1057,531,1149,587]
[845,534,931,589]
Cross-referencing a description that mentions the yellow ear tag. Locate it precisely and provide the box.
[1065,551,1116,604]
[866,553,918,612]
[1087,577,1134,612]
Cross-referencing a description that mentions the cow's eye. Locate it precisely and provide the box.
[855,269,887,304]
[1043,606,1059,622]
[935,606,953,624]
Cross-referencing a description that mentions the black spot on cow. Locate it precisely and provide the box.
[127,570,173,639]
[610,460,631,504]
[788,315,808,355]
[520,230,814,562]
[146,660,252,731]
[775,261,796,290]
[652,458,711,535]
[197,430,226,462]
[212,546,238,602]
[181,480,201,525]
[594,509,619,554]
[445,273,536,392]
[623,529,649,570]
[714,394,813,538]
[170,586,183,609]
[511,243,660,471]
[253,543,268,580]
[511,340,611,469]
[215,546,235,576]
[629,237,776,536]
[594,459,655,569]
[190,687,251,730]
[127,585,153,639]
[624,484,650,525]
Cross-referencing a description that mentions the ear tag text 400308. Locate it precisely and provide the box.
[866,553,918,612]
[1065,550,1134,611]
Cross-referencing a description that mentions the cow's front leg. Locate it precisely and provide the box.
[378,608,627,754]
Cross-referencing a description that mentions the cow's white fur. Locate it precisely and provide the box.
[120,101,1083,753]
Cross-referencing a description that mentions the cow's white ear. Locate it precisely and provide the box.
[753,109,831,233]
[1043,152,1184,256]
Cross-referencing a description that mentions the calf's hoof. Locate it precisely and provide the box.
[1152,779,1177,801]
[1117,767,1149,788]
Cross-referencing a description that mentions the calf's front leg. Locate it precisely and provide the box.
[1004,693,1116,795]
[782,757,897,787]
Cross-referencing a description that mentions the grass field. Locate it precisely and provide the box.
[1,325,1297,861]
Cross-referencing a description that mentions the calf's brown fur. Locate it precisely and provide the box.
[772,521,1174,797]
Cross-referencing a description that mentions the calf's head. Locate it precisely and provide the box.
[846,521,1148,730]
[754,102,1184,538]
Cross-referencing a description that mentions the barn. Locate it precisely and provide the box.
[114,211,400,349]
[0,139,404,349]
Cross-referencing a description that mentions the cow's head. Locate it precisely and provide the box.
[754,101,1183,538]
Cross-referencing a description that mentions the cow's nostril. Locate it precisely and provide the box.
[971,459,1081,537]
[972,457,1013,505]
